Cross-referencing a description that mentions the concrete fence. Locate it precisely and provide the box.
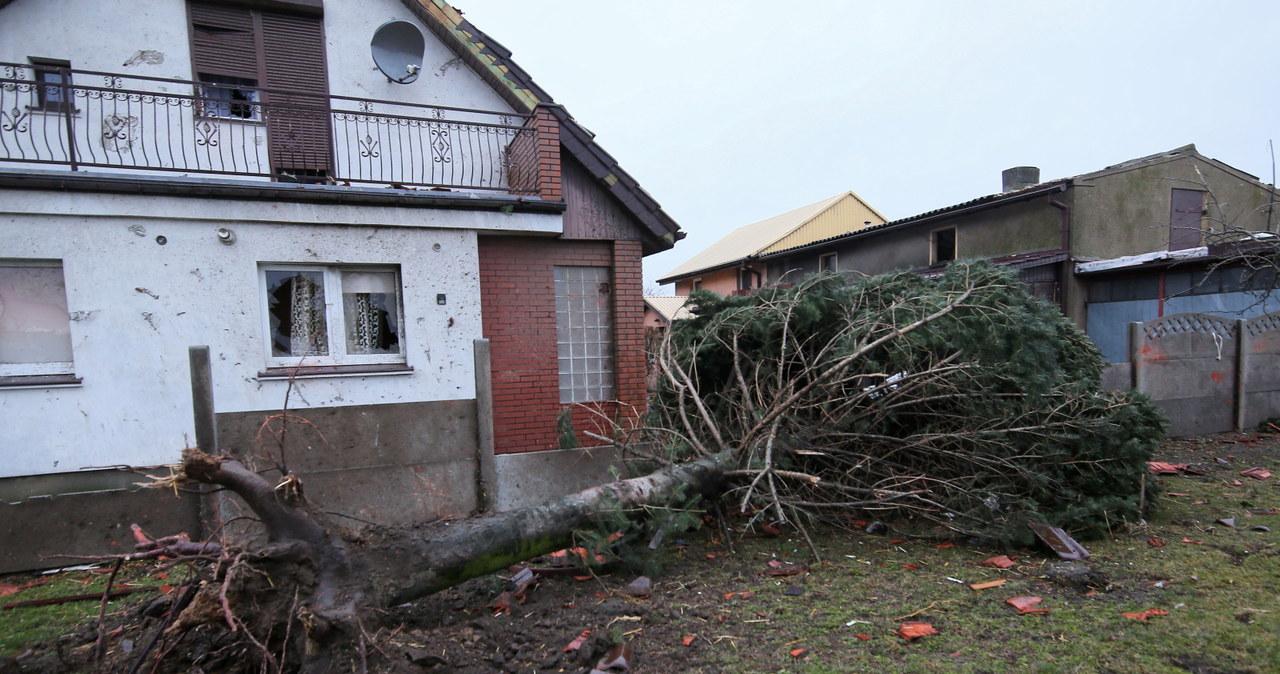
[1105,311,1280,437]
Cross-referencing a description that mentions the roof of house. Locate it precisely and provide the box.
[657,191,886,284]
[760,144,1272,261]
[644,296,693,323]
[403,0,683,254]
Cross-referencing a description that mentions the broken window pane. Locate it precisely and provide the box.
[342,270,400,355]
[0,261,74,375]
[265,269,329,357]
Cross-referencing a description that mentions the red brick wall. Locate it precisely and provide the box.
[479,237,646,454]
[506,105,562,201]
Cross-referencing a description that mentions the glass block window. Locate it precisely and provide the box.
[555,266,614,403]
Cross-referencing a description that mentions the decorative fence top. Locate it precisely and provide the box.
[1143,312,1237,342]
[1246,312,1280,338]
[0,63,536,193]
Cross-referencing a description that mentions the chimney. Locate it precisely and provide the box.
[1001,166,1040,192]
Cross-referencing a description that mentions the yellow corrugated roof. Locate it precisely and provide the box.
[644,296,693,322]
[659,192,884,282]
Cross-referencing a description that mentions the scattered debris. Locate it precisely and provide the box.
[3,586,158,611]
[1028,523,1091,560]
[681,635,695,647]
[895,622,939,641]
[980,555,1016,569]
[1217,518,1236,528]
[1147,462,1190,475]
[1240,467,1273,480]
[969,579,1008,591]
[621,576,652,599]
[788,648,807,658]
[489,592,514,616]
[1247,508,1280,515]
[1006,596,1049,615]
[1148,537,1167,547]
[1044,561,1109,591]
[1121,608,1169,621]
[591,642,632,672]
[766,559,808,576]
[563,630,592,652]
[1251,525,1272,532]
[39,565,101,575]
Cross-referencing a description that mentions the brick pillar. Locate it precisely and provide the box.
[611,240,646,409]
[530,104,562,202]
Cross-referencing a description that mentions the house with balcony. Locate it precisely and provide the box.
[657,191,886,295]
[0,0,683,571]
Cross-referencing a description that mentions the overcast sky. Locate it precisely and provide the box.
[457,1,1279,292]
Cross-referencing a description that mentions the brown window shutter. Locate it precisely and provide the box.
[259,11,332,174]
[189,2,259,81]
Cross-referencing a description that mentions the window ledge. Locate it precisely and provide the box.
[257,363,413,380]
[0,374,83,389]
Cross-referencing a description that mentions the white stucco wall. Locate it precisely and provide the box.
[323,2,515,112]
[0,0,556,480]
[0,0,511,114]
[0,188,561,478]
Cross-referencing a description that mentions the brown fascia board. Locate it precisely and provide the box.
[657,258,753,286]
[759,182,1070,261]
[401,1,683,253]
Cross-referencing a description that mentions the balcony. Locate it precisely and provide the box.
[0,63,552,196]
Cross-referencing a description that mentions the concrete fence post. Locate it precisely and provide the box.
[189,345,218,454]
[473,339,497,513]
[1129,322,1144,392]
[1235,319,1249,431]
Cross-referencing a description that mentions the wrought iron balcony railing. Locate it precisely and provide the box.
[0,63,541,194]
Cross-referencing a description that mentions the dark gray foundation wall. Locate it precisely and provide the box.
[211,398,482,532]
[0,481,203,574]
[0,398,481,573]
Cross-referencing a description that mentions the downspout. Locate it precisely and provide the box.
[1048,192,1072,317]
[739,261,762,291]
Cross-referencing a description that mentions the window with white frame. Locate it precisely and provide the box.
[0,260,75,377]
[555,266,614,403]
[261,265,404,368]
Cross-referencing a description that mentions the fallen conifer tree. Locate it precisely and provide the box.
[103,261,1163,672]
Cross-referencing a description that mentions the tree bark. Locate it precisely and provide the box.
[167,446,733,671]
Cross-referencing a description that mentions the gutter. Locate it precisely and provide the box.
[0,170,567,214]
[1048,194,1072,314]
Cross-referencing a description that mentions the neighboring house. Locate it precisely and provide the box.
[759,145,1280,363]
[0,0,682,571]
[657,191,886,295]
[641,295,692,388]
[643,296,693,331]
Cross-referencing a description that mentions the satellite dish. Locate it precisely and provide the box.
[371,20,425,84]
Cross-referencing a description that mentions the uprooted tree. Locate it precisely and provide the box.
[112,261,1163,672]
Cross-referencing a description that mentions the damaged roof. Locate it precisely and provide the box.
[401,0,683,254]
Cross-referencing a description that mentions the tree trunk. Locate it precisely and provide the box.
[169,446,732,672]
